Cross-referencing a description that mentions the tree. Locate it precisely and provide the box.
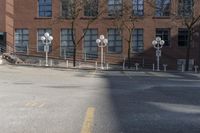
[147,0,200,71]
[177,0,200,71]
[113,0,150,68]
[55,0,106,67]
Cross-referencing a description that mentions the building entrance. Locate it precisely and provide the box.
[0,32,6,54]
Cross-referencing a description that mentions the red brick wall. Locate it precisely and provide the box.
[3,0,200,68]
[0,0,5,32]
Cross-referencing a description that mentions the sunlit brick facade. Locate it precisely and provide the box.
[0,0,200,69]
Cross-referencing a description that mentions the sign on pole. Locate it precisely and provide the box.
[44,45,49,52]
[156,50,161,57]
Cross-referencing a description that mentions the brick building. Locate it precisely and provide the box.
[0,0,200,69]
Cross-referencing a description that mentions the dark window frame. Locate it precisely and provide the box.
[132,28,144,53]
[132,0,144,16]
[60,28,75,58]
[60,0,74,18]
[38,0,52,17]
[178,28,188,47]
[108,28,122,53]
[84,29,98,59]
[156,28,170,46]
[84,0,98,17]
[155,0,171,17]
[15,29,29,53]
[178,0,193,17]
[108,0,123,17]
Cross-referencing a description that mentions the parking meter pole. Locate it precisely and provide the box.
[153,64,155,71]
[182,64,185,72]
[66,60,69,68]
[95,61,98,70]
[163,64,167,72]
[194,65,198,73]
[135,63,139,71]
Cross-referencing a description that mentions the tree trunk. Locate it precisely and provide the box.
[128,42,131,69]
[73,47,76,67]
[185,31,191,71]
[127,33,132,69]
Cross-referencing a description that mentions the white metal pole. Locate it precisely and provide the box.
[45,42,48,66]
[95,61,98,70]
[153,64,155,71]
[64,48,66,59]
[66,60,69,68]
[182,64,185,72]
[106,63,109,70]
[101,44,104,69]
[157,54,160,71]
[194,65,198,73]
[50,59,53,66]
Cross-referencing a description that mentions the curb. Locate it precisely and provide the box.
[5,63,198,74]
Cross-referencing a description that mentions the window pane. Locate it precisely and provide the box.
[60,29,75,58]
[156,28,170,46]
[15,29,29,52]
[108,28,122,53]
[38,0,52,17]
[132,29,144,53]
[133,0,144,16]
[84,29,98,59]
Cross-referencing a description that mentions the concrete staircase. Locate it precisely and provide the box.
[2,53,24,64]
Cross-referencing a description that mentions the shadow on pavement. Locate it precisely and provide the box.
[103,74,200,133]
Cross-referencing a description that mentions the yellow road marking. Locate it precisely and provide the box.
[31,102,38,107]
[25,101,45,108]
[81,107,95,133]
[25,101,37,107]
[38,103,45,108]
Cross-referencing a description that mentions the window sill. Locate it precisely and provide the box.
[107,52,122,54]
[131,52,144,54]
[80,16,98,20]
[59,16,74,20]
[152,16,171,19]
[131,16,144,19]
[103,16,116,20]
[35,17,52,19]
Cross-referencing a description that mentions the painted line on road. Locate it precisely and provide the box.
[25,101,45,108]
[81,107,95,133]
[38,103,45,108]
[25,101,38,107]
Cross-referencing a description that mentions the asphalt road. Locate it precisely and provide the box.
[0,65,200,133]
